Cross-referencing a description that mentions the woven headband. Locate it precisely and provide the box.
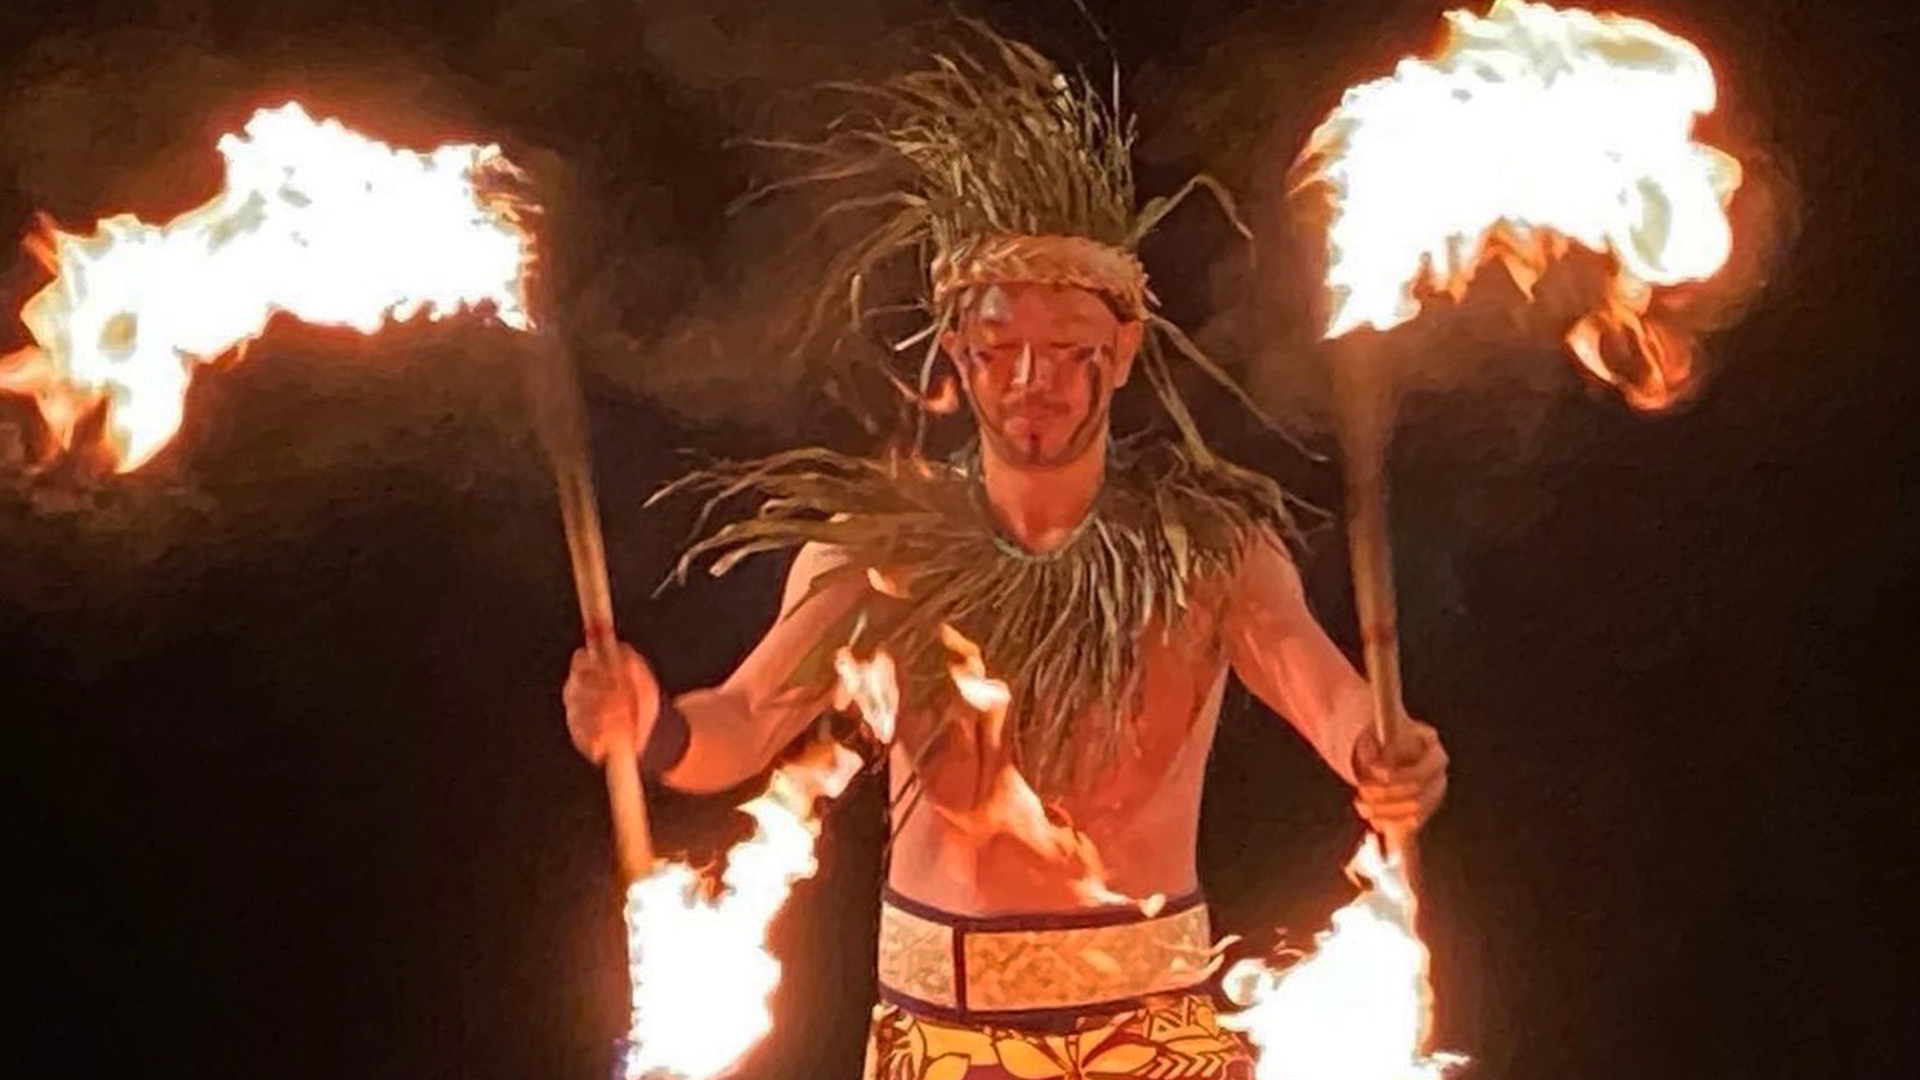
[931,233,1151,321]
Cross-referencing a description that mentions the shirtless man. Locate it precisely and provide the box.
[564,281,1448,1077]
[564,28,1448,1079]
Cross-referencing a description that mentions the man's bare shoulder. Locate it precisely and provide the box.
[778,541,860,617]
[1206,521,1299,600]
[793,539,853,578]
[1239,522,1301,577]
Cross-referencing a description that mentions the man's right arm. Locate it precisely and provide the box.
[650,541,861,794]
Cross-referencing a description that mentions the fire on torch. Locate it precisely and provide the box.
[1225,2,1749,1077]
[0,103,532,471]
[0,99,906,1080]
[0,100,653,874]
[0,95,662,1049]
[1304,0,1744,830]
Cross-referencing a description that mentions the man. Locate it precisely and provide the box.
[565,27,1448,1080]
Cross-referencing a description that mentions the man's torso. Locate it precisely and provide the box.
[884,602,1233,915]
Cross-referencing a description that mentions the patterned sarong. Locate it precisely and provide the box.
[861,992,1253,1080]
[864,888,1253,1079]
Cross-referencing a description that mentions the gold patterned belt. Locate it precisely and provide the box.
[876,887,1215,1027]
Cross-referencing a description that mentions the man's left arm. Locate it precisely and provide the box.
[1220,527,1449,832]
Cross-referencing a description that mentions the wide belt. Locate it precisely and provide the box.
[876,887,1214,1027]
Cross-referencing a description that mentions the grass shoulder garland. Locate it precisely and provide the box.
[656,438,1298,796]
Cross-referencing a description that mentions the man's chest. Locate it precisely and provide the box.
[888,618,1230,806]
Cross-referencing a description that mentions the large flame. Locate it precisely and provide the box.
[620,741,867,1080]
[938,624,1162,915]
[620,652,897,1079]
[1300,0,1742,407]
[1222,837,1467,1080]
[0,102,532,471]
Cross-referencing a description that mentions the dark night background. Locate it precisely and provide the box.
[3,1,1916,1078]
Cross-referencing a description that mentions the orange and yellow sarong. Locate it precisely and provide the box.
[863,889,1253,1080]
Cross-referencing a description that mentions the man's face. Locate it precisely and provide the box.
[942,283,1141,470]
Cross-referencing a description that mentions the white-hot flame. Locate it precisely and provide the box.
[834,646,899,744]
[621,741,866,1080]
[0,101,531,470]
[621,638,897,1079]
[1222,837,1467,1080]
[1302,0,1741,404]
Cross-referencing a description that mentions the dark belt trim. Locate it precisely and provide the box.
[877,981,1215,1034]
[880,885,1207,933]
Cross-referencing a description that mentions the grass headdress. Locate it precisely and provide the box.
[748,19,1285,461]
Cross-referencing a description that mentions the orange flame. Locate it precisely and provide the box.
[864,566,910,600]
[621,740,866,1080]
[921,373,961,415]
[1300,0,1742,407]
[937,624,1163,916]
[0,102,532,471]
[1221,837,1467,1080]
[834,645,900,745]
[619,642,897,1079]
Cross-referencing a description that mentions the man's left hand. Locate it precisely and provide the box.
[1352,719,1449,837]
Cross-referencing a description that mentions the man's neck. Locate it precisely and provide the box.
[978,439,1108,554]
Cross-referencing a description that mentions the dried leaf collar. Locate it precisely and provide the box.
[659,439,1296,795]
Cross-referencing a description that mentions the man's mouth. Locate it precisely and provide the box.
[1002,410,1060,437]
[1005,400,1066,421]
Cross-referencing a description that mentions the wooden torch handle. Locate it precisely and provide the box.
[1334,346,1420,873]
[527,331,655,884]
[1335,353,1407,757]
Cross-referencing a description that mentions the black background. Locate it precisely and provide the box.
[4,1,1916,1078]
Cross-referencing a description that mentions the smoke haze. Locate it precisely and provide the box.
[0,5,1909,1080]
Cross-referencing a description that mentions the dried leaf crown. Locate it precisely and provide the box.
[742,19,1301,463]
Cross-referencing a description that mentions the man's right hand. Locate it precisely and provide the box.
[563,642,661,765]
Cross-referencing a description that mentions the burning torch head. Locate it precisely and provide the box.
[0,103,536,474]
[1292,0,1760,414]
